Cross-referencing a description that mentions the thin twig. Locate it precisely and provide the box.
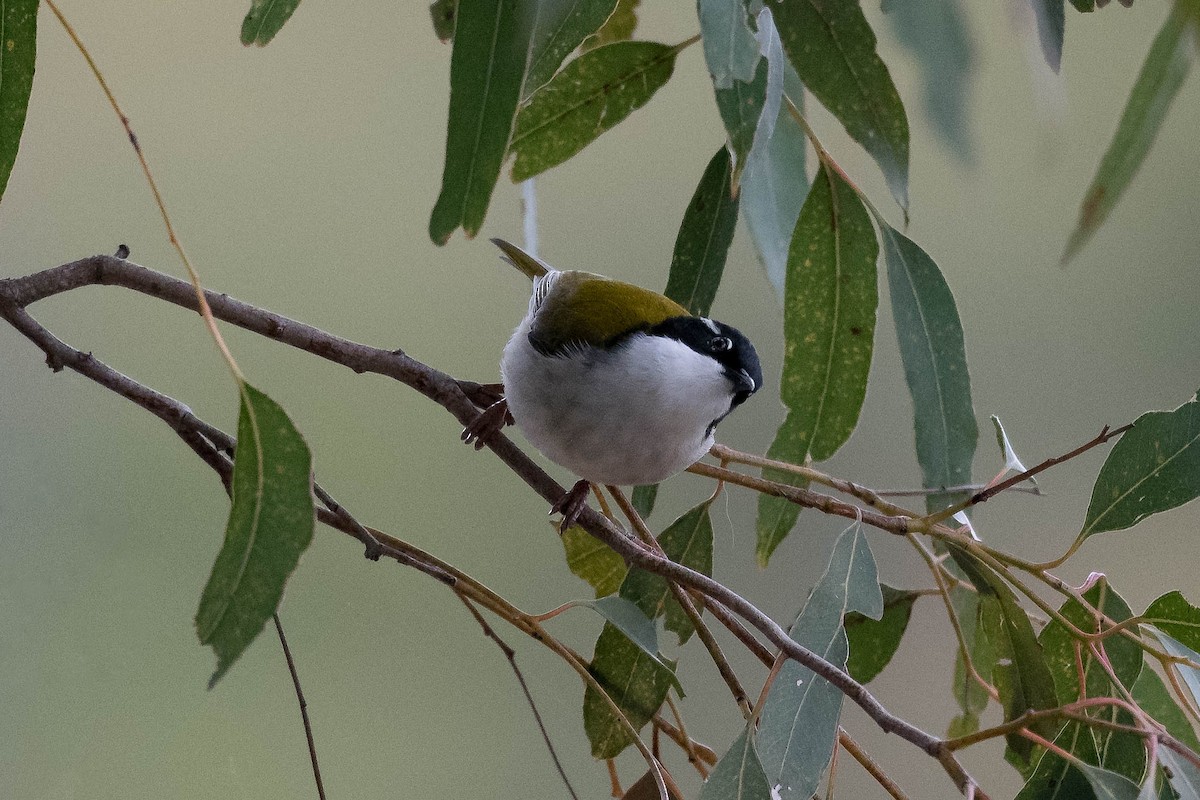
[838,729,910,800]
[457,594,581,800]
[273,614,327,800]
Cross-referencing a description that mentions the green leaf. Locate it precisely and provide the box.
[1062,5,1198,263]
[698,0,759,90]
[1031,0,1066,73]
[523,0,620,97]
[949,585,996,735]
[771,0,910,212]
[1082,397,1200,538]
[1070,0,1095,11]
[583,621,679,758]
[430,0,458,41]
[621,502,714,645]
[561,524,627,596]
[1016,722,1102,800]
[756,163,878,565]
[1160,745,1200,800]
[582,501,712,757]
[631,483,658,519]
[845,585,920,684]
[241,0,302,46]
[429,0,537,244]
[581,0,638,51]
[580,597,677,680]
[1038,576,1145,782]
[1150,629,1200,717]
[1132,668,1200,754]
[663,147,739,318]
[700,727,772,800]
[954,548,1058,760]
[880,0,975,162]
[622,770,684,800]
[0,0,37,204]
[880,224,978,514]
[1077,763,1144,800]
[755,418,808,568]
[510,40,677,181]
[758,521,881,800]
[195,384,315,688]
[739,11,809,302]
[712,58,767,192]
[1146,591,1200,652]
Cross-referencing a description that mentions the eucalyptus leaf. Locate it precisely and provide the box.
[757,521,881,800]
[664,146,739,318]
[949,585,995,735]
[510,40,677,181]
[880,224,978,514]
[1145,591,1200,652]
[1160,745,1200,800]
[631,483,658,520]
[430,0,537,243]
[580,596,676,680]
[561,525,627,597]
[700,727,772,800]
[712,58,767,191]
[1081,397,1200,538]
[845,585,920,684]
[430,0,457,41]
[1031,0,1067,73]
[771,0,910,212]
[1132,668,1200,754]
[0,0,37,204]
[1077,762,1143,800]
[523,0,619,97]
[698,0,759,90]
[1062,4,1198,263]
[755,417,808,568]
[881,0,975,162]
[1016,721,1101,800]
[241,0,302,46]
[1150,629,1200,716]
[581,0,638,51]
[195,384,315,688]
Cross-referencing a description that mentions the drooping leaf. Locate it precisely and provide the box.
[755,164,878,567]
[740,9,808,302]
[771,0,910,212]
[523,0,620,97]
[196,384,315,687]
[1081,397,1200,538]
[621,501,714,645]
[1031,0,1067,73]
[880,224,978,514]
[581,0,639,50]
[0,0,37,204]
[1160,744,1200,800]
[1038,576,1145,782]
[712,58,767,192]
[583,621,679,758]
[1132,668,1200,754]
[948,585,996,739]
[1062,4,1198,263]
[697,0,759,90]
[1145,591,1200,652]
[700,727,772,800]
[510,40,677,181]
[755,417,808,568]
[430,0,458,41]
[631,483,658,519]
[845,585,920,684]
[1077,763,1144,800]
[562,524,628,596]
[580,596,677,679]
[757,521,881,800]
[241,0,302,46]
[663,147,739,317]
[582,501,712,757]
[429,0,537,244]
[1016,721,1101,800]
[880,0,975,162]
[1150,629,1200,717]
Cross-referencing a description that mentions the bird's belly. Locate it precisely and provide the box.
[501,332,729,486]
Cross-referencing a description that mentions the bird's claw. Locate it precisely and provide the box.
[551,479,592,533]
[461,398,512,450]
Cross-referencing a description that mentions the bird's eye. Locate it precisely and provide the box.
[710,336,732,353]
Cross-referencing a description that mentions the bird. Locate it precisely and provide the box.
[463,238,762,529]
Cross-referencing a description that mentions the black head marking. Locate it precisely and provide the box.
[646,316,763,409]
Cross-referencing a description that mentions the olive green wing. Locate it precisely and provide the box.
[530,271,689,355]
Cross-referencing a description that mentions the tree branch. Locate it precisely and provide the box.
[0,255,986,799]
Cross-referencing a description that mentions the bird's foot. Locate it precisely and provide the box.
[461,398,513,450]
[551,480,592,533]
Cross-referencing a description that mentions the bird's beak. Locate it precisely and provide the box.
[730,368,757,397]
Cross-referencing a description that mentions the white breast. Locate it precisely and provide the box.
[500,319,735,486]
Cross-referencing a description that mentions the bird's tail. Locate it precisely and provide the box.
[491,238,553,281]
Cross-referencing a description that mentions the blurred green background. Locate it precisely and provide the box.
[2,2,1198,798]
